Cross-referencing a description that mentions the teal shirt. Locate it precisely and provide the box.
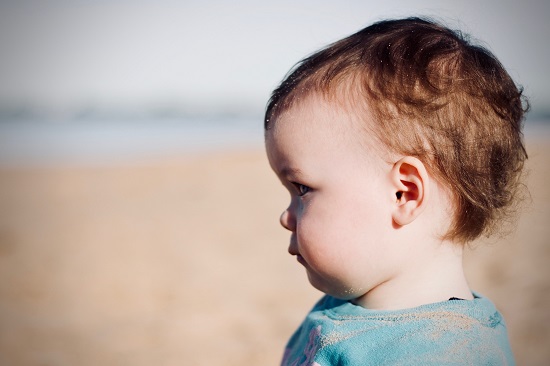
[282,293,514,365]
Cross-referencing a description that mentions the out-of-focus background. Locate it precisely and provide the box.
[0,1,548,365]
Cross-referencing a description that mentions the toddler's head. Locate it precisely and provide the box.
[265,17,528,245]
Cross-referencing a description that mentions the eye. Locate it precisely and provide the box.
[293,183,311,196]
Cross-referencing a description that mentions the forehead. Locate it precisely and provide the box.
[267,91,387,150]
[267,94,358,142]
[265,94,384,171]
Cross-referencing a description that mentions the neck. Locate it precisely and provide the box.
[353,241,473,310]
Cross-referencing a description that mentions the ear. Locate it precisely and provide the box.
[391,156,429,226]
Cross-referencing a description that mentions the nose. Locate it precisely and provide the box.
[279,207,296,232]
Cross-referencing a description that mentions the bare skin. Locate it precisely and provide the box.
[266,94,473,310]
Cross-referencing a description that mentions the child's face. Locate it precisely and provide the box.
[266,95,407,301]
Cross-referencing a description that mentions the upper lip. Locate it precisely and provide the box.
[288,236,299,256]
[289,248,299,256]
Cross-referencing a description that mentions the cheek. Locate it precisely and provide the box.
[297,193,389,256]
[296,201,355,260]
[295,203,331,249]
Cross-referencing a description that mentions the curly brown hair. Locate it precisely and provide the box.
[265,17,529,243]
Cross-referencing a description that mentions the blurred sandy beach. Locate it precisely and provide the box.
[0,137,548,365]
[1,1,549,364]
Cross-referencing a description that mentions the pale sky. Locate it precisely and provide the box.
[0,0,548,117]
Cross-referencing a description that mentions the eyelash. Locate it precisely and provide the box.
[292,182,311,196]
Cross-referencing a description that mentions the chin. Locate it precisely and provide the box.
[333,290,364,302]
[308,275,364,301]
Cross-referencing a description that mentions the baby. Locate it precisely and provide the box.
[264,18,527,365]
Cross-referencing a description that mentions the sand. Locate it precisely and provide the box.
[0,140,548,365]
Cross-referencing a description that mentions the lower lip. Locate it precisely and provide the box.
[296,255,306,265]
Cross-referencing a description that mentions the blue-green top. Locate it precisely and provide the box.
[282,293,514,365]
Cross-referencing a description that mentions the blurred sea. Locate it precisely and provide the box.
[0,117,264,166]
[0,116,547,167]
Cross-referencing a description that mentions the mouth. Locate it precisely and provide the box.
[288,248,306,266]
[295,254,306,265]
[288,237,306,265]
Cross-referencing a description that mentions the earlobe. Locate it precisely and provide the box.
[391,156,429,226]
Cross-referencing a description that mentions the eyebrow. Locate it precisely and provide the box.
[279,166,304,179]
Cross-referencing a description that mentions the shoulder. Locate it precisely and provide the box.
[283,294,515,365]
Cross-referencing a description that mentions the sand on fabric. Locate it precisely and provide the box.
[0,140,548,365]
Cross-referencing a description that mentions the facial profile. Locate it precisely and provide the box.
[265,93,431,302]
